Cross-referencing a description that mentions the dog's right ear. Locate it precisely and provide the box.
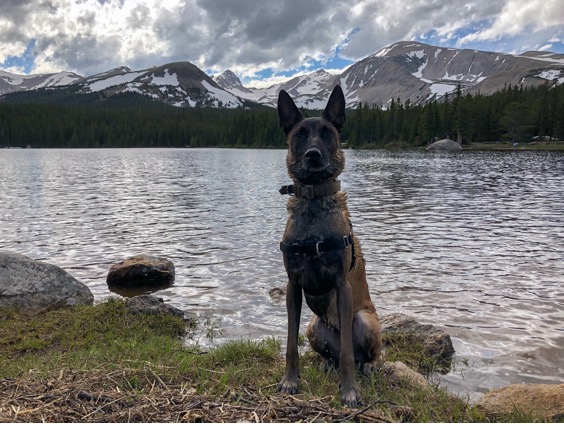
[277,90,303,136]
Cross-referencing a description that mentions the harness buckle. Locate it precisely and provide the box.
[292,243,300,255]
[302,185,315,199]
[342,235,351,248]
[315,241,324,256]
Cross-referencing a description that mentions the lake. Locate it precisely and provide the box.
[0,147,562,401]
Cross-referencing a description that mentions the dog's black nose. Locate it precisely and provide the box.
[304,148,322,159]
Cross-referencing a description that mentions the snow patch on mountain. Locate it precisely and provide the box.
[537,69,564,83]
[35,72,82,88]
[87,71,144,92]
[413,60,431,82]
[201,80,242,108]
[429,83,457,97]
[0,70,25,86]
[442,71,486,83]
[150,69,180,86]
[374,46,393,58]
[406,50,425,60]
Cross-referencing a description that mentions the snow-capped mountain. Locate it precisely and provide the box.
[215,41,564,108]
[213,69,339,108]
[2,41,564,109]
[0,70,83,95]
[80,62,243,108]
[0,62,244,108]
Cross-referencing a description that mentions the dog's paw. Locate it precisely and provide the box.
[360,361,379,376]
[340,384,362,408]
[277,377,299,395]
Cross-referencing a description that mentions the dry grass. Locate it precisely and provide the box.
[1,299,544,422]
[0,369,393,423]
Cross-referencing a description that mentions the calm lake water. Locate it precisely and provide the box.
[1,148,562,400]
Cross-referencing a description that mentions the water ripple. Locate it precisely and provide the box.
[0,147,562,400]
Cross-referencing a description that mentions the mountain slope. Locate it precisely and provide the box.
[2,41,564,109]
[81,62,244,108]
[0,70,83,95]
[0,62,245,109]
[215,41,564,108]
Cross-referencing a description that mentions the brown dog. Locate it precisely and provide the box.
[277,85,382,407]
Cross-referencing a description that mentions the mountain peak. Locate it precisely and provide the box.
[213,70,243,90]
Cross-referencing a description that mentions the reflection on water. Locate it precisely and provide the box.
[1,148,562,400]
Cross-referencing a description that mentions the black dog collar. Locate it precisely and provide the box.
[279,180,341,199]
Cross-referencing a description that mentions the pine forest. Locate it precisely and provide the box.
[0,82,562,149]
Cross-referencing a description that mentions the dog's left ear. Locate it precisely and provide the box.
[322,85,346,132]
[278,90,303,136]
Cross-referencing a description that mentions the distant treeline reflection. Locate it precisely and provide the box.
[1,82,562,148]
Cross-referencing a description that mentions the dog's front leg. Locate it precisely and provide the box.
[278,279,302,394]
[336,275,362,408]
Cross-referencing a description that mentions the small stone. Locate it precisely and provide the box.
[125,294,184,317]
[381,361,430,389]
[269,287,286,304]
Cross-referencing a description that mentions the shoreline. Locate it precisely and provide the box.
[1,298,560,422]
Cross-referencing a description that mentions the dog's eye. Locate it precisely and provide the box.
[322,128,334,140]
[295,128,307,140]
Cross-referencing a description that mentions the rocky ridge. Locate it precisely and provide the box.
[2,41,563,110]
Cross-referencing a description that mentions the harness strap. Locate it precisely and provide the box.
[280,222,357,272]
[279,180,341,199]
[280,233,353,256]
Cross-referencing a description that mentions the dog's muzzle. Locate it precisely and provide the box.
[303,147,326,169]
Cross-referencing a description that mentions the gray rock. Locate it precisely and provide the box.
[107,255,174,288]
[380,313,455,371]
[125,294,185,317]
[427,138,463,151]
[0,251,94,309]
[475,383,564,420]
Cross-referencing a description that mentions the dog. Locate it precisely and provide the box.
[276,85,382,407]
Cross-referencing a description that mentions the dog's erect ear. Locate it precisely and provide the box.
[277,90,303,135]
[322,85,346,131]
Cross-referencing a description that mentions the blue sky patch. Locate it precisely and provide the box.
[1,39,36,74]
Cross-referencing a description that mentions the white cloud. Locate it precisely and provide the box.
[0,0,563,80]
[456,0,564,45]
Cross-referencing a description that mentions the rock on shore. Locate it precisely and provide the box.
[107,255,175,289]
[380,312,455,371]
[0,251,93,308]
[475,383,564,420]
[427,138,462,151]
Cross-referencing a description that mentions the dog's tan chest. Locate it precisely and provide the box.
[284,195,350,242]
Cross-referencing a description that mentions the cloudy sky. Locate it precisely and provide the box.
[1,0,563,87]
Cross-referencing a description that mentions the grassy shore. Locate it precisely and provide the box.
[0,299,548,422]
[463,141,564,151]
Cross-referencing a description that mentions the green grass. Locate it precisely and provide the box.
[0,299,552,422]
[464,141,564,151]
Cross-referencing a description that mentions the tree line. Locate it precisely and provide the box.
[346,82,564,148]
[0,82,562,149]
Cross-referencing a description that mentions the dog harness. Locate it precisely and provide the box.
[280,233,353,256]
[279,181,357,270]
